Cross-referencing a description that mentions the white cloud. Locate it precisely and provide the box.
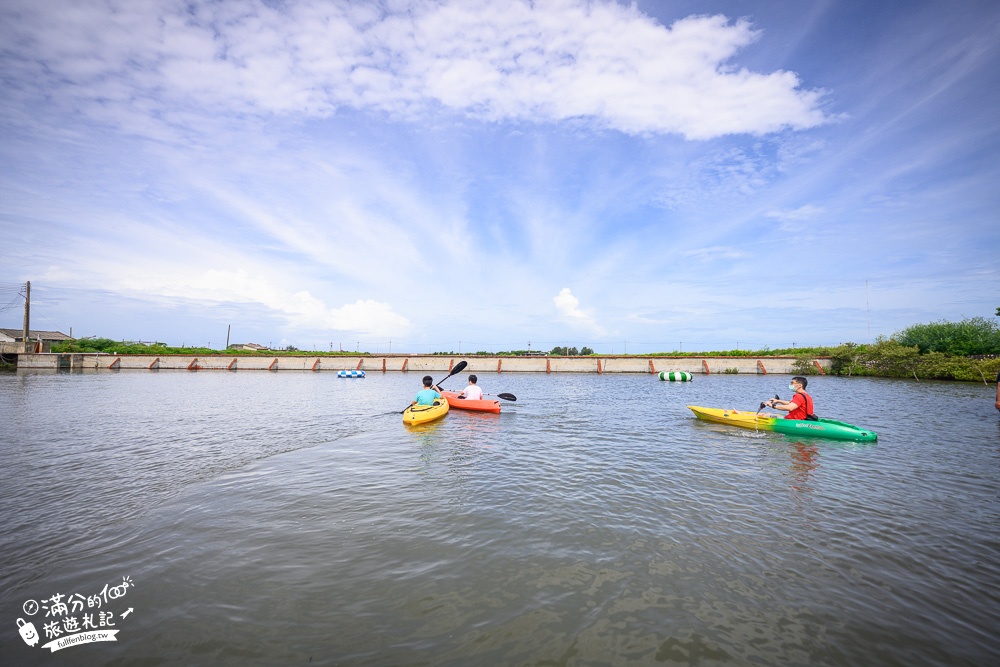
[0,0,828,140]
[765,204,824,221]
[118,268,410,336]
[554,287,586,319]
[553,287,605,334]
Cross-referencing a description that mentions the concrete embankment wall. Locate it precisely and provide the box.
[19,353,830,375]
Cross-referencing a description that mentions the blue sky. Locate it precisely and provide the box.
[1,0,997,354]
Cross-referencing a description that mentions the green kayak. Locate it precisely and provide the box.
[688,406,878,443]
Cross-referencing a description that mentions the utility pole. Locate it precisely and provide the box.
[22,281,30,352]
[225,324,231,349]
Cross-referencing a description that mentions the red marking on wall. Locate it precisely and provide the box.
[401,359,408,372]
[109,357,121,370]
[448,359,454,371]
[228,358,237,371]
[813,360,826,375]
[597,360,603,374]
[757,360,767,374]
[546,358,551,373]
[649,359,656,374]
[187,358,199,371]
[702,360,710,374]
[148,357,159,370]
[497,358,502,373]
[382,358,387,373]
[268,358,278,371]
[312,358,320,371]
[356,359,363,370]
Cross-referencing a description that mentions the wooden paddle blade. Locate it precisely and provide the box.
[496,393,516,401]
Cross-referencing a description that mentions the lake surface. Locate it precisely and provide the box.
[2,370,999,666]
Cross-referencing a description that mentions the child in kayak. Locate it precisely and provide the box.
[413,375,442,406]
[762,376,814,420]
[458,374,483,400]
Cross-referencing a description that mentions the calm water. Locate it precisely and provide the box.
[1,370,998,666]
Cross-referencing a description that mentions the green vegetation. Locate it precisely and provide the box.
[828,337,999,382]
[892,317,1000,356]
[647,346,831,357]
[822,317,1000,382]
[51,338,364,356]
[549,346,594,356]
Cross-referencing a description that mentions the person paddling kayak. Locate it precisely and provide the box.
[457,374,483,400]
[413,375,442,406]
[761,376,814,420]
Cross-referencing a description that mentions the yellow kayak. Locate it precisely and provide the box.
[687,405,877,442]
[403,397,449,425]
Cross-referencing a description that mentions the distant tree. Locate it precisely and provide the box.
[866,337,922,378]
[568,346,579,356]
[829,342,862,376]
[549,346,567,355]
[791,353,820,375]
[893,317,1000,356]
[581,346,594,355]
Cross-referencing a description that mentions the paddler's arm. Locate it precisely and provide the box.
[766,398,795,412]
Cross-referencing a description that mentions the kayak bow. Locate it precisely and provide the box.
[403,398,450,425]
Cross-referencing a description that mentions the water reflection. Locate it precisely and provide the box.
[788,440,820,493]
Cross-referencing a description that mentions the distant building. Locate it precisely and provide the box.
[0,328,73,354]
[228,343,270,351]
[0,328,73,344]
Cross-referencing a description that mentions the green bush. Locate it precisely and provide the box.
[893,317,1000,355]
[829,342,863,376]
[791,354,820,375]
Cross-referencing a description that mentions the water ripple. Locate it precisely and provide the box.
[2,371,999,665]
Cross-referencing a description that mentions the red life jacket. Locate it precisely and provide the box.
[796,391,816,420]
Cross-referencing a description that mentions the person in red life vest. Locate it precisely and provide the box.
[763,376,814,420]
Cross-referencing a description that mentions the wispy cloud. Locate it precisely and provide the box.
[683,246,747,261]
[765,205,824,221]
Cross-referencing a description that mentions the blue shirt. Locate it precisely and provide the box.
[414,388,441,406]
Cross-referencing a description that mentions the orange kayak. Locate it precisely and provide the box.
[441,391,501,414]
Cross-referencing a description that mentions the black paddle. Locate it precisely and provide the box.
[401,360,469,413]
[442,390,517,402]
[757,394,780,415]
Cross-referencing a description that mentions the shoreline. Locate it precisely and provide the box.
[16,352,827,375]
